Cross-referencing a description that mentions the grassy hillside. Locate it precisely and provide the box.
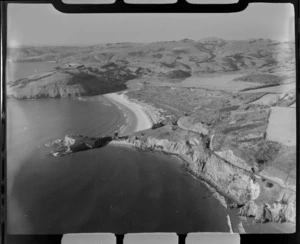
[7,38,295,98]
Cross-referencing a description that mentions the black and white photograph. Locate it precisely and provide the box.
[6,2,296,234]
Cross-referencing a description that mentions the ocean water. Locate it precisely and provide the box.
[6,61,57,82]
[7,98,230,234]
[7,62,229,234]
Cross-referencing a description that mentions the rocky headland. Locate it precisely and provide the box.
[46,134,113,156]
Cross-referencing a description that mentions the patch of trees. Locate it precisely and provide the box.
[151,121,165,130]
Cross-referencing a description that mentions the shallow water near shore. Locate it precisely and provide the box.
[7,98,230,234]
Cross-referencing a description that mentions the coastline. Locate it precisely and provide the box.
[104,92,294,234]
[110,138,295,233]
[105,93,235,233]
[104,91,159,135]
[109,140,234,233]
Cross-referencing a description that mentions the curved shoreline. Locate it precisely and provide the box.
[105,94,235,233]
[104,92,154,135]
[91,92,294,233]
[109,140,234,233]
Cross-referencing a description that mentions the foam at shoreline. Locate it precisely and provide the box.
[104,92,154,135]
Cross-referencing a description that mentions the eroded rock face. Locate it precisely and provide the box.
[239,192,296,224]
[238,201,258,218]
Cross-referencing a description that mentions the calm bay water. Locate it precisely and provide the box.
[6,61,57,82]
[7,62,229,234]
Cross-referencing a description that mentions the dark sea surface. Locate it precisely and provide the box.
[7,63,230,234]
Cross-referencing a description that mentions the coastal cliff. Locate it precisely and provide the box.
[107,94,296,226]
[112,123,296,225]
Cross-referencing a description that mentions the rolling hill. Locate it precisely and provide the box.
[7,38,295,99]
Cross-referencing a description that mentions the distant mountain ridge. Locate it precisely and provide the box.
[7,38,295,99]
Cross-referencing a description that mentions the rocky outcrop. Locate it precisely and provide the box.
[239,191,296,224]
[46,134,112,156]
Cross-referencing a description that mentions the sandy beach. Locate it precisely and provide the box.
[104,92,162,135]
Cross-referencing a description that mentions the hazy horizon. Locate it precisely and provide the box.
[7,3,295,47]
[6,36,295,49]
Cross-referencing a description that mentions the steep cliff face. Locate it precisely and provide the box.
[7,66,131,99]
[114,126,296,225]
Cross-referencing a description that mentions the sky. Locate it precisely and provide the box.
[7,3,295,47]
